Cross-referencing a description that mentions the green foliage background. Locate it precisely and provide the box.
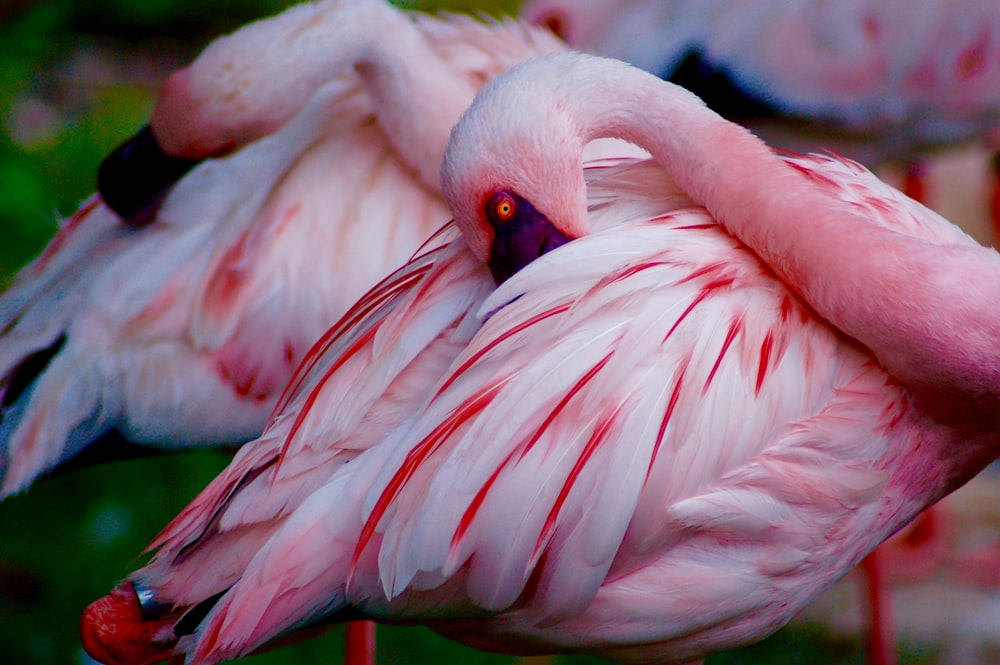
[0,2,922,664]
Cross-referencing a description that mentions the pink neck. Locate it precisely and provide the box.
[153,0,475,190]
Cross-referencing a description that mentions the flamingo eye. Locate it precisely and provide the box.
[486,191,518,224]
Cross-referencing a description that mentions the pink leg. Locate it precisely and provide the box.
[345,621,376,665]
[859,506,952,665]
[860,550,897,665]
[877,505,949,582]
[901,161,929,205]
[990,154,1000,243]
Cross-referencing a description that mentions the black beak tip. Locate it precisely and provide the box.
[488,215,573,286]
[97,125,200,227]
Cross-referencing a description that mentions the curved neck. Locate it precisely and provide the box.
[153,0,476,190]
[565,57,1000,424]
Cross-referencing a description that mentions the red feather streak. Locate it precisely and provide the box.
[603,259,672,286]
[662,276,734,343]
[530,394,623,569]
[756,330,776,395]
[274,325,380,473]
[36,194,102,274]
[646,360,689,482]
[703,315,744,394]
[787,159,839,187]
[436,302,572,398]
[272,265,430,416]
[448,353,614,561]
[350,380,505,578]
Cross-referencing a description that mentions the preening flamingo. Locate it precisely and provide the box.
[521,0,1000,239]
[0,0,579,497]
[81,52,1000,665]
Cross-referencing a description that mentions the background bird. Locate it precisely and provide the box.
[0,0,571,498]
[0,3,559,665]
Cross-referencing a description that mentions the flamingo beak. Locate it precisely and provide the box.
[486,191,574,285]
[80,582,177,665]
[97,125,200,227]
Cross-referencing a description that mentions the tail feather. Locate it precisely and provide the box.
[0,197,124,339]
[0,332,66,409]
[0,342,118,496]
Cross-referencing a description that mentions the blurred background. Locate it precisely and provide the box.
[0,1,996,664]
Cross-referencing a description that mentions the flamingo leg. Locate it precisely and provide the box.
[860,550,897,665]
[901,161,929,205]
[345,621,376,665]
[990,153,1000,243]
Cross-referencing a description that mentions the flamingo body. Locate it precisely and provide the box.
[0,79,446,494]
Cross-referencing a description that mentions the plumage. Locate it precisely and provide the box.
[0,0,579,496]
[83,52,1000,665]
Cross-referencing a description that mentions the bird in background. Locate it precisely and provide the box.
[80,51,1000,665]
[521,0,1000,235]
[0,0,600,498]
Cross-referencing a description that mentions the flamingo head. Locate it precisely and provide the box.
[441,56,590,285]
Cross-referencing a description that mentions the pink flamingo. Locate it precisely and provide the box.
[522,0,1000,235]
[81,52,1000,665]
[0,0,577,498]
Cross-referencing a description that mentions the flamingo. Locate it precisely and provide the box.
[81,52,1000,665]
[521,0,1000,238]
[0,0,581,498]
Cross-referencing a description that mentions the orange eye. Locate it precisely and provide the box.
[486,191,517,224]
[496,198,514,219]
